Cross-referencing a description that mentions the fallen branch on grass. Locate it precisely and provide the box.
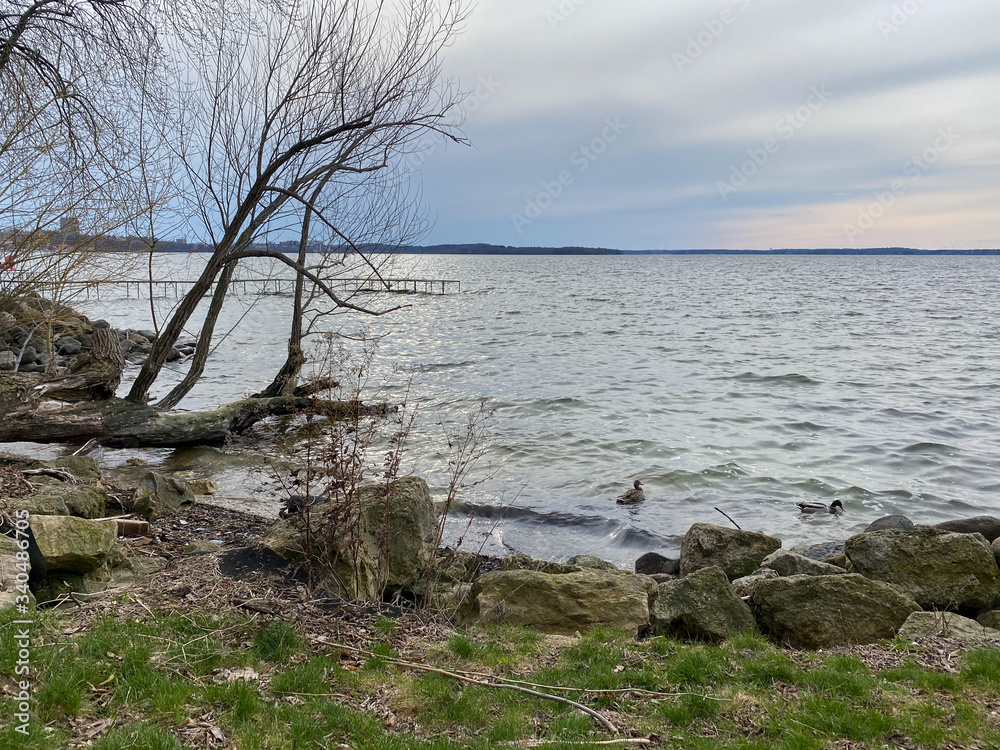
[330,641,619,734]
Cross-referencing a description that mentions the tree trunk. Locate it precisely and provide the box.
[0,394,389,447]
[156,261,235,410]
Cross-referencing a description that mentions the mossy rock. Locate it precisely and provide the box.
[845,527,1000,611]
[751,574,920,649]
[680,523,782,581]
[30,515,120,574]
[458,568,654,635]
[650,566,758,642]
[266,477,437,601]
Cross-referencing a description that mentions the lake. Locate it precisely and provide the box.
[31,253,1000,568]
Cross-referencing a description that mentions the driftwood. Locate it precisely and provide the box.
[0,394,390,448]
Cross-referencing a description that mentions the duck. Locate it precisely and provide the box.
[616,480,645,505]
[796,499,844,514]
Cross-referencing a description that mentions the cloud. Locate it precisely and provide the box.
[418,0,1000,249]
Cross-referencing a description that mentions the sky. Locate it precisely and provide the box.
[414,0,1000,250]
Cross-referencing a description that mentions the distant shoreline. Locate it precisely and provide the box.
[152,243,1000,256]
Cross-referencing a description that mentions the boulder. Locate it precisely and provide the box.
[0,535,34,612]
[649,566,758,642]
[567,555,622,572]
[635,552,680,575]
[793,541,844,561]
[751,574,920,649]
[993,538,1000,570]
[824,553,849,570]
[437,550,480,583]
[899,612,1000,645]
[845,528,1000,611]
[732,568,780,598]
[935,516,1000,543]
[500,553,579,575]
[761,549,847,577]
[0,351,15,370]
[55,337,81,355]
[23,484,107,519]
[51,455,102,482]
[132,472,196,520]
[977,611,1000,631]
[458,568,653,635]
[266,477,437,600]
[864,515,915,532]
[680,523,781,581]
[185,478,220,495]
[30,515,120,574]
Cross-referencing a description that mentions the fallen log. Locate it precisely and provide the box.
[0,394,390,448]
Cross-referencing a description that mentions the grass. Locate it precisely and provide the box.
[4,606,1000,750]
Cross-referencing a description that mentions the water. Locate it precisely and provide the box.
[20,253,1000,568]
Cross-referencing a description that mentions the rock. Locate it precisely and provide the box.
[266,477,437,600]
[761,549,847,577]
[137,329,157,342]
[680,523,782,581]
[935,516,1000,543]
[993,538,1000,569]
[435,550,480,583]
[30,515,120,574]
[864,515,915,532]
[165,348,182,362]
[648,573,678,585]
[635,552,680,575]
[26,484,107,519]
[0,351,15,370]
[55,337,82,355]
[824,553,849,569]
[792,541,844,561]
[458,569,653,635]
[185,478,220,495]
[751,574,920,649]
[899,612,1000,644]
[650,566,758,642]
[567,555,622,572]
[33,564,114,605]
[20,345,36,364]
[732,568,780,598]
[977,611,1000,631]
[845,528,1000,611]
[0,535,34,612]
[500,553,579,575]
[132,472,196,520]
[51,455,102,482]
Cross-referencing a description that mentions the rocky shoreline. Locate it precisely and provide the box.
[6,453,1000,652]
[0,292,195,374]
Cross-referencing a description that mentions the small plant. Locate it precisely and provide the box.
[261,331,496,608]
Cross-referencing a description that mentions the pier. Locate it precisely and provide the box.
[17,276,461,300]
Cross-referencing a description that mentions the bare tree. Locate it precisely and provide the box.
[0,0,171,308]
[127,0,468,409]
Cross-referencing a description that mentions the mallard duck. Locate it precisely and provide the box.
[796,499,844,514]
[617,480,645,505]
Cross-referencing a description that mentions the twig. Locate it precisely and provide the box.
[505,741,651,748]
[23,468,80,484]
[714,507,741,530]
[330,642,618,734]
[447,669,724,700]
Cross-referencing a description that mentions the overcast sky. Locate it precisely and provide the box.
[414,0,1000,250]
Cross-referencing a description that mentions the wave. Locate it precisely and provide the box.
[725,372,821,386]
